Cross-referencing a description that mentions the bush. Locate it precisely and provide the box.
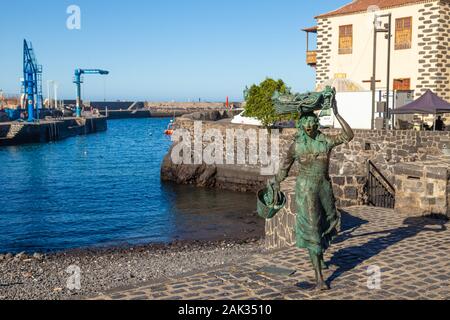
[243,78,293,127]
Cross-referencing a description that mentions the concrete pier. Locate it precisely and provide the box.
[0,116,107,147]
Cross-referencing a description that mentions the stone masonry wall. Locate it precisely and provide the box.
[265,178,297,249]
[332,129,450,184]
[315,18,332,87]
[331,175,368,208]
[416,0,450,100]
[0,117,107,147]
[394,156,450,217]
[162,116,450,205]
[438,0,450,101]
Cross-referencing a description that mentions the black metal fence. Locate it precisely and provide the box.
[367,160,396,209]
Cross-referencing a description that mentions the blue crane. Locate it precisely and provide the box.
[22,39,43,122]
[74,69,109,118]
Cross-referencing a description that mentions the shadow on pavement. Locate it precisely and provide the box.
[327,211,448,287]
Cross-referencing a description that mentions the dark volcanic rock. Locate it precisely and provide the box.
[161,146,219,188]
[197,165,218,187]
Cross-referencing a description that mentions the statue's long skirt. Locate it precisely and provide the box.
[295,175,341,255]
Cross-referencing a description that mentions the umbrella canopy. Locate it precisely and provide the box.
[392,90,450,114]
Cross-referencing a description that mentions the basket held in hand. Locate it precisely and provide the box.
[257,182,287,220]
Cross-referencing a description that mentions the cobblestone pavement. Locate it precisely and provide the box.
[91,207,450,300]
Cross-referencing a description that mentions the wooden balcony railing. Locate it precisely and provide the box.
[306,50,317,66]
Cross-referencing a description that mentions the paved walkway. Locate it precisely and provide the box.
[91,207,450,300]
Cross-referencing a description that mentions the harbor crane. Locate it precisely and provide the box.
[74,69,109,117]
[23,39,43,122]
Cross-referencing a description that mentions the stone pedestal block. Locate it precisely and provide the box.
[265,178,297,250]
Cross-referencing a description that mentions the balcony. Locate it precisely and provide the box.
[302,26,317,67]
[306,50,317,66]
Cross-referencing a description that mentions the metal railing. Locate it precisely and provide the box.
[367,160,396,209]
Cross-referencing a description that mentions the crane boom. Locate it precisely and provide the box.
[23,40,43,122]
[74,68,109,117]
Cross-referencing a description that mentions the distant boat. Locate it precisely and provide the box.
[230,110,262,126]
[164,120,174,136]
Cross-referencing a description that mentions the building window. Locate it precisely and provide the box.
[339,25,353,54]
[393,78,411,91]
[395,17,412,50]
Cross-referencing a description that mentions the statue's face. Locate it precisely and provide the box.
[302,117,319,138]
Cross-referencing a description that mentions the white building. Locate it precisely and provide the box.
[303,0,450,101]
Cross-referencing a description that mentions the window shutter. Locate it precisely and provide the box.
[339,25,353,54]
[395,17,412,50]
[394,78,411,91]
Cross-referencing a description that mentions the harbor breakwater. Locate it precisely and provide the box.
[106,102,241,119]
[0,117,107,147]
[161,111,450,208]
[61,100,242,119]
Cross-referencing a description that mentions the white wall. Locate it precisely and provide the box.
[322,2,429,92]
[334,91,375,129]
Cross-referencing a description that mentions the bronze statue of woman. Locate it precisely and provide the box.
[271,98,354,291]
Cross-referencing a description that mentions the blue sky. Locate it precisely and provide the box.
[0,0,348,101]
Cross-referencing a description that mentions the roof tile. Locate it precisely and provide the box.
[316,0,434,19]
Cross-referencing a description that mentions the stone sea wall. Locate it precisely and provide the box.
[0,117,107,147]
[162,114,450,207]
[145,102,242,118]
[161,112,271,193]
[145,101,239,109]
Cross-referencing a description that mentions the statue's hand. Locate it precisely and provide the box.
[268,178,280,205]
[273,182,280,194]
[269,177,280,192]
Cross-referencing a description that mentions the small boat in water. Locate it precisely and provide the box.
[164,120,174,136]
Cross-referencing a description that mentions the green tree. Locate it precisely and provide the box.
[244,78,291,127]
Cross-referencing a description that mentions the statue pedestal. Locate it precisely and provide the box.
[265,178,297,250]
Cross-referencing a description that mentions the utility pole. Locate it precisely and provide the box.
[371,15,378,130]
[54,82,58,111]
[47,81,51,109]
[371,13,393,130]
[384,13,392,130]
[47,80,55,109]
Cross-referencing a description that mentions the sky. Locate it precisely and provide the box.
[0,0,349,101]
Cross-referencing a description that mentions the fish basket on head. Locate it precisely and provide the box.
[257,183,287,220]
[273,86,336,116]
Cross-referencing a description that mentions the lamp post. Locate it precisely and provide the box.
[47,80,55,109]
[371,13,392,130]
[53,82,58,111]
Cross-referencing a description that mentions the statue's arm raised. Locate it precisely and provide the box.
[271,141,296,191]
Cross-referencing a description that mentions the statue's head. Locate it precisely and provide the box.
[298,113,319,138]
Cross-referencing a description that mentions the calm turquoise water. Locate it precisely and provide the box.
[0,118,259,254]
